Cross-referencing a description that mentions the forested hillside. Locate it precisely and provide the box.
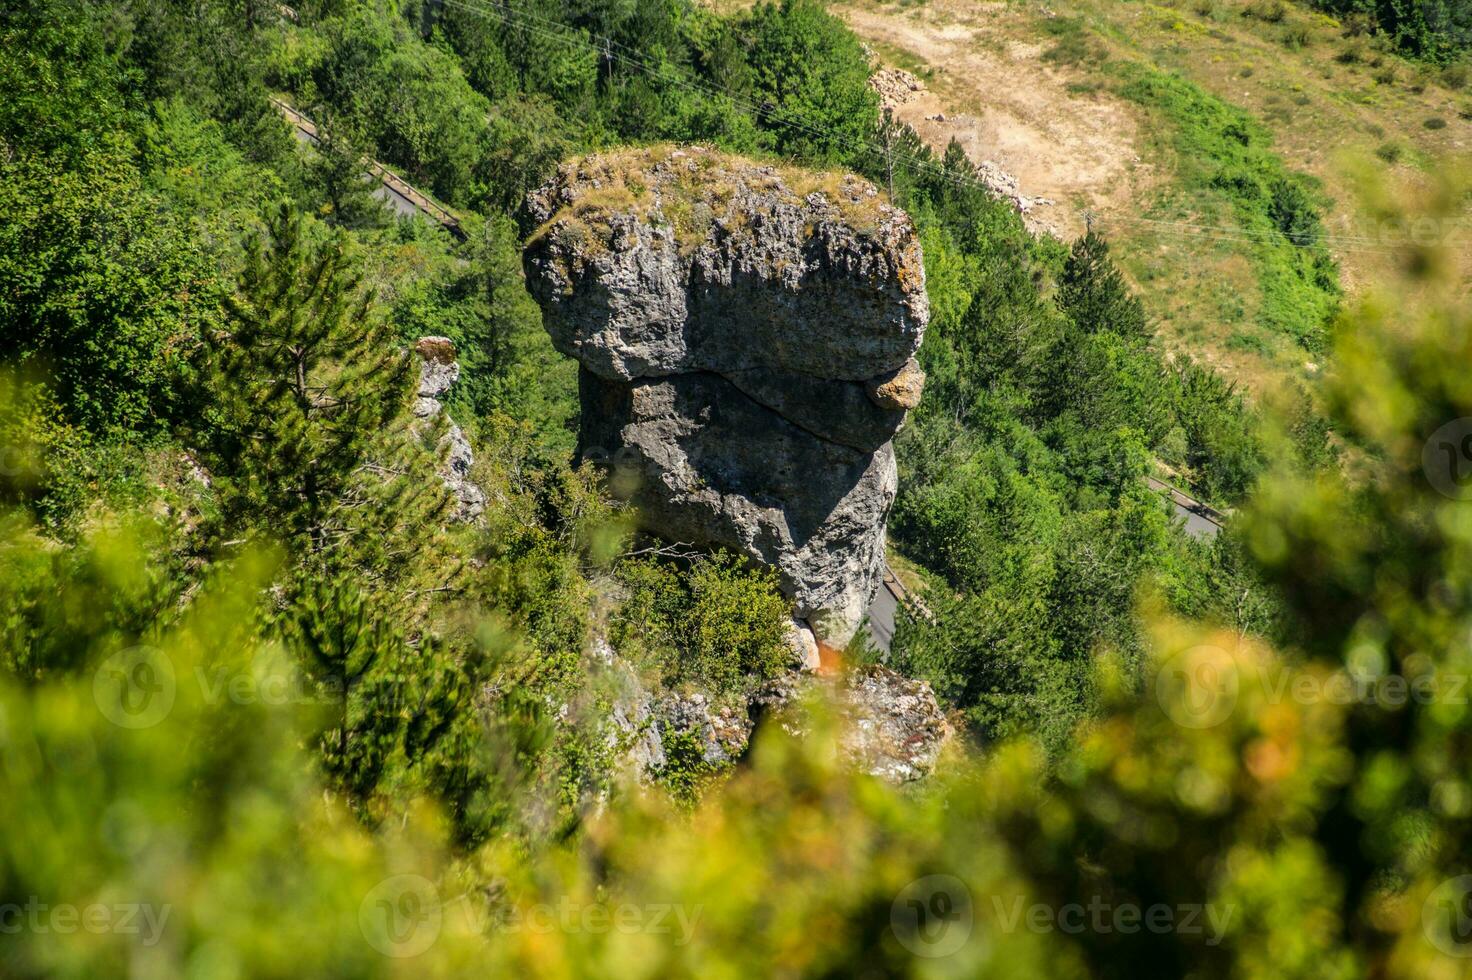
[3,1,1472,976]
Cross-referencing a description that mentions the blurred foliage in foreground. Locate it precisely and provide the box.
[3,174,1472,979]
[5,0,1472,976]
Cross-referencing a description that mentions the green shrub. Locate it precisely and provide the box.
[1113,64,1339,350]
[742,0,879,163]
[1268,177,1324,245]
[1281,25,1312,48]
[0,147,225,435]
[1243,0,1288,23]
[1311,0,1472,63]
[613,551,790,694]
[649,724,732,809]
[1039,17,1104,66]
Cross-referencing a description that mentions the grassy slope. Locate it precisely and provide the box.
[826,0,1472,396]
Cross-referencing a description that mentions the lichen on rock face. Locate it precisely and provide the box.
[411,336,485,523]
[523,146,928,644]
[524,145,928,384]
[750,665,951,783]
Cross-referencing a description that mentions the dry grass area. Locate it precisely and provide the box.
[529,143,905,257]
[843,1,1150,243]
[827,0,1472,394]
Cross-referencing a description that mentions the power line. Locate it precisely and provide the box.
[439,0,1454,259]
[441,0,1027,198]
[1103,213,1432,255]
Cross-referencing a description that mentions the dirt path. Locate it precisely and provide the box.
[839,1,1151,240]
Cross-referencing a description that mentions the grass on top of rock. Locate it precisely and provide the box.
[526,144,902,256]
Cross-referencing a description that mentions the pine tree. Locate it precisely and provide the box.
[1057,230,1150,342]
[203,203,414,556]
[201,205,492,831]
[874,108,928,201]
[307,108,388,228]
[201,203,467,612]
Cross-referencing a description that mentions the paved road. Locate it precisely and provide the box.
[866,565,929,656]
[269,98,466,240]
[866,479,1225,652]
[1145,477,1226,539]
[868,574,901,653]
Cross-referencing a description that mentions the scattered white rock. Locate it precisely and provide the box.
[750,665,951,783]
[973,159,1055,214]
[413,337,485,522]
[869,67,925,111]
[597,640,949,785]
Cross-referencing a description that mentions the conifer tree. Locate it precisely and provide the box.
[1057,230,1150,342]
[307,109,388,228]
[201,205,493,832]
[203,203,413,557]
[201,203,464,607]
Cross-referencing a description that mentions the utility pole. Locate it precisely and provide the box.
[420,0,442,40]
[880,109,898,200]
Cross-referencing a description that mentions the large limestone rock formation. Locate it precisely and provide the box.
[523,147,927,643]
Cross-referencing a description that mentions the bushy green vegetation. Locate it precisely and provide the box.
[613,551,791,693]
[0,0,1309,786]
[874,137,1309,746]
[1112,62,1341,352]
[12,0,1465,976]
[1309,0,1472,62]
[4,226,1472,975]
